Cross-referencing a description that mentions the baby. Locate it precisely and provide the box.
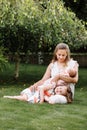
[56,68,77,86]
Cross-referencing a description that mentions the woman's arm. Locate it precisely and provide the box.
[29,63,52,90]
[59,72,78,83]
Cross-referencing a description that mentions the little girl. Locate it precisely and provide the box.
[44,86,72,104]
[3,84,72,104]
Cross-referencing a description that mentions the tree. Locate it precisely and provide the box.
[0,0,87,78]
[37,0,87,52]
[0,0,42,79]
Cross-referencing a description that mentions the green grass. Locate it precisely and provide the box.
[0,63,87,130]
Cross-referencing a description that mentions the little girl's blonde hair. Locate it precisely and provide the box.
[66,86,73,103]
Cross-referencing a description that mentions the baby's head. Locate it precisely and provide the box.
[55,85,72,103]
[68,68,77,77]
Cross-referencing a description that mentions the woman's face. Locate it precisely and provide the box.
[56,49,67,63]
[55,86,67,96]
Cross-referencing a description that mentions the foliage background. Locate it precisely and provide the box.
[0,0,87,54]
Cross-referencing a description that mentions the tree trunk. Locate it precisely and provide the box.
[14,53,20,80]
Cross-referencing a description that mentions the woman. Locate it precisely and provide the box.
[4,43,79,104]
[31,42,79,103]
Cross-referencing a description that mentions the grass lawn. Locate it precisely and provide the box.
[0,63,87,130]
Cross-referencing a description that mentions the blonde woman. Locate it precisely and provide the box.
[31,43,79,103]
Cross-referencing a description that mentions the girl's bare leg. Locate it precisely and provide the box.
[44,96,50,102]
[39,88,44,103]
[3,94,28,101]
[39,85,53,103]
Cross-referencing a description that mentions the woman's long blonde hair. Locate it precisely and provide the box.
[52,43,70,63]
